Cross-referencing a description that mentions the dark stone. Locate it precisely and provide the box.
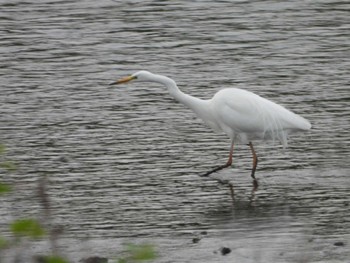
[220,247,231,255]
[334,241,345,247]
[192,237,201,243]
[200,231,208,235]
[80,256,108,263]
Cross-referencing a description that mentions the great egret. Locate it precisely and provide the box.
[110,70,311,192]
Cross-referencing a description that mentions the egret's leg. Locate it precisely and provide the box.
[248,142,259,189]
[202,141,234,177]
[248,142,258,178]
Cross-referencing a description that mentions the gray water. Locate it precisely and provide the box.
[0,0,349,262]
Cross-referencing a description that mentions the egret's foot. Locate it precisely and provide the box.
[201,164,230,177]
[253,179,258,191]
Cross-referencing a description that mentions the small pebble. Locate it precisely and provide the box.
[192,237,201,243]
[80,256,108,263]
[333,241,345,247]
[220,247,231,255]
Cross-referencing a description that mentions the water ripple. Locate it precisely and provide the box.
[0,0,349,261]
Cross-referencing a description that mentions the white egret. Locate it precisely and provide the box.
[110,70,311,192]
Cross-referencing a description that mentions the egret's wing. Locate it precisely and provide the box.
[212,88,311,146]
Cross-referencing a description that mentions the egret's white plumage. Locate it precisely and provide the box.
[210,88,311,147]
[110,70,311,190]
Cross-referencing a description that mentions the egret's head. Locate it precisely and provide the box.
[109,70,153,85]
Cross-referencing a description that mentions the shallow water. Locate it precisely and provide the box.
[0,0,349,262]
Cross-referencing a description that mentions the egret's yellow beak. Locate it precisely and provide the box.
[109,75,136,85]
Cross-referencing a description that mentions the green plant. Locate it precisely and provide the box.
[118,243,157,263]
[0,144,157,263]
[10,219,46,239]
[34,255,69,263]
[0,182,11,195]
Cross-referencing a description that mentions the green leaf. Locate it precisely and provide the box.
[127,244,156,261]
[36,256,68,263]
[10,219,46,238]
[0,161,17,171]
[0,182,11,194]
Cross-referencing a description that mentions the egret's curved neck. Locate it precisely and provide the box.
[149,74,210,117]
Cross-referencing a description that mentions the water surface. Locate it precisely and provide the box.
[0,0,349,262]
